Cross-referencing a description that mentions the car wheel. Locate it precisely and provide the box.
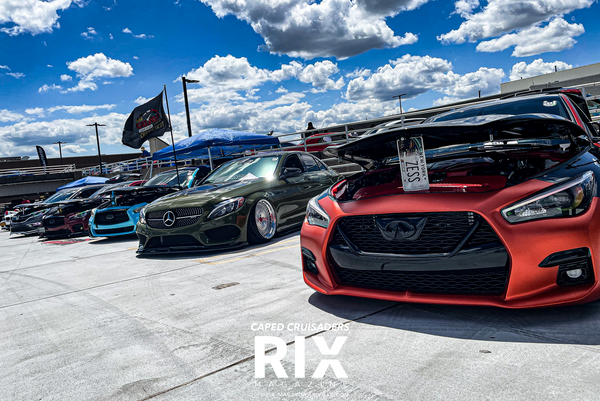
[248,199,277,244]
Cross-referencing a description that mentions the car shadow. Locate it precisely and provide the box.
[308,293,600,345]
[87,234,138,244]
[135,229,301,260]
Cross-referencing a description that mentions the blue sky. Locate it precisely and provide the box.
[1,0,599,160]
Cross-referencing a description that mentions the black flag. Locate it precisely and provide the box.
[122,91,170,149]
[36,146,48,167]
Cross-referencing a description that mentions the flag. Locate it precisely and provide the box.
[122,91,170,149]
[36,146,48,167]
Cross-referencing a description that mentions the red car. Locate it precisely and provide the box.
[284,132,350,152]
[301,111,600,308]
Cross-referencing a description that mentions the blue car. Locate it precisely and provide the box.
[89,167,210,237]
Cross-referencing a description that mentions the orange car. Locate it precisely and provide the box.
[301,113,600,308]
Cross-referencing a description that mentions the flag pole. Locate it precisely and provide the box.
[163,84,181,188]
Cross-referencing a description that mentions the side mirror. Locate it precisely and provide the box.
[280,167,303,180]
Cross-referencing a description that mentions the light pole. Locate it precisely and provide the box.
[182,76,199,138]
[86,123,105,174]
[52,141,67,165]
[392,93,407,114]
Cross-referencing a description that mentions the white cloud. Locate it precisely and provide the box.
[0,112,128,158]
[60,74,72,81]
[109,33,113,39]
[345,55,504,104]
[63,144,86,153]
[298,60,345,91]
[25,107,45,117]
[6,72,25,78]
[38,83,62,93]
[509,58,572,81]
[122,27,153,39]
[345,68,372,79]
[199,0,422,59]
[0,109,26,123]
[80,26,97,39]
[0,65,9,70]
[62,53,133,92]
[47,64,53,67]
[439,0,594,45]
[133,56,139,60]
[275,86,288,94]
[476,18,585,57]
[61,80,98,93]
[134,96,150,105]
[47,104,116,114]
[0,0,86,36]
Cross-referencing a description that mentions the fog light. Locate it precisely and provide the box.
[566,269,583,279]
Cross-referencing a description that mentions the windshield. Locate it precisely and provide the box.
[428,97,570,123]
[44,188,78,203]
[145,170,195,187]
[89,182,130,198]
[203,155,281,184]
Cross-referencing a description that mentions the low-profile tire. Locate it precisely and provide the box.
[247,199,277,244]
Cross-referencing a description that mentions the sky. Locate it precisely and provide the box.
[0,0,599,160]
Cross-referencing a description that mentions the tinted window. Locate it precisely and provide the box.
[44,188,78,203]
[428,97,570,122]
[316,159,329,171]
[300,154,320,172]
[283,154,304,172]
[145,170,195,187]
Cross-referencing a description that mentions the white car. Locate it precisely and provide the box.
[1,211,17,230]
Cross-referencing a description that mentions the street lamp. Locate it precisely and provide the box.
[182,76,199,138]
[86,123,105,174]
[392,93,407,114]
[52,141,67,165]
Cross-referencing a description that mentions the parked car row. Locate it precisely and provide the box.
[5,88,600,308]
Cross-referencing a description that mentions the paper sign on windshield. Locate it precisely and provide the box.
[398,137,429,192]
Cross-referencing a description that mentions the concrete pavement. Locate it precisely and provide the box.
[0,230,599,401]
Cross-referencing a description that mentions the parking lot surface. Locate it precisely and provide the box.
[1,230,599,401]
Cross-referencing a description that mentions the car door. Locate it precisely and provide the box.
[271,154,310,230]
[298,153,335,197]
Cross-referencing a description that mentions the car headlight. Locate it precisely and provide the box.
[69,211,90,219]
[207,197,245,219]
[306,192,330,228]
[138,206,147,224]
[132,206,145,213]
[502,171,595,223]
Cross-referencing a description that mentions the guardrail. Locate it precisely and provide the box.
[0,164,76,178]
[80,118,423,176]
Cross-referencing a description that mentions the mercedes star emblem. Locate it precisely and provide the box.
[163,211,176,227]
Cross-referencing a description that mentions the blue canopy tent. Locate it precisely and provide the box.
[152,129,280,169]
[57,176,109,191]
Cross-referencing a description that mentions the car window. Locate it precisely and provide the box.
[299,154,320,172]
[283,154,305,172]
[44,188,78,203]
[145,170,194,187]
[316,159,329,171]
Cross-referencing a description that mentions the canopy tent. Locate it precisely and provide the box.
[57,176,109,191]
[152,129,280,162]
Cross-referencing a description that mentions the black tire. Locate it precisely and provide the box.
[247,199,277,245]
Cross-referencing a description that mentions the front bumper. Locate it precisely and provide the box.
[136,204,250,254]
[10,220,42,235]
[89,204,143,237]
[300,179,600,308]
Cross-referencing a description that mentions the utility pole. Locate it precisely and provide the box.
[86,123,105,175]
[392,93,407,115]
[182,76,199,138]
[52,141,67,165]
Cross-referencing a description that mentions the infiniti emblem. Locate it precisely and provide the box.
[106,214,114,220]
[374,217,428,241]
[163,211,176,227]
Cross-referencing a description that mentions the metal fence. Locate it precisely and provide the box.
[0,164,76,178]
[80,117,424,176]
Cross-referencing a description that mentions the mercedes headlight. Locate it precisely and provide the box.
[138,206,147,225]
[306,192,330,228]
[502,171,595,223]
[207,197,245,219]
